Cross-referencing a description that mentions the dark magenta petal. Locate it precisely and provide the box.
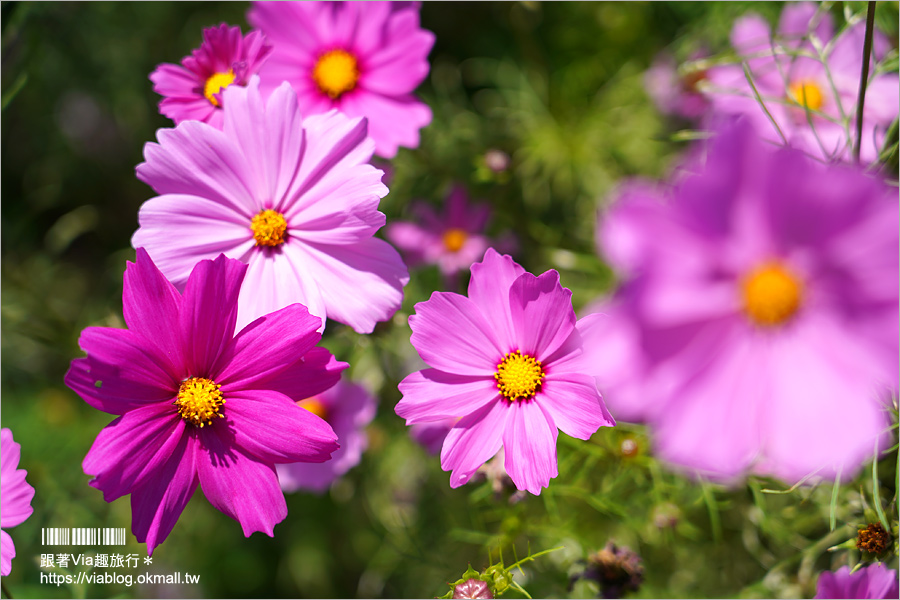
[249,346,346,402]
[124,248,184,369]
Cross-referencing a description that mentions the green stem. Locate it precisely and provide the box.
[853,1,877,163]
[1,580,13,599]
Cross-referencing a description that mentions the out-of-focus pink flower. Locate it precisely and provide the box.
[64,250,345,554]
[150,24,272,129]
[396,248,615,494]
[1,428,35,576]
[133,78,408,334]
[410,419,455,455]
[277,378,377,493]
[703,2,898,163]
[815,564,899,599]
[247,1,434,158]
[644,51,710,120]
[584,121,898,484]
[387,186,511,283]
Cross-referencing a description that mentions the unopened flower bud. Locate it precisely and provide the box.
[452,578,493,599]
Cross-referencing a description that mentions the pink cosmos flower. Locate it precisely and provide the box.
[64,249,346,554]
[277,378,377,493]
[585,121,898,484]
[1,428,35,576]
[395,248,615,494]
[387,185,511,283]
[815,564,899,599]
[410,419,455,455]
[132,77,408,334]
[703,2,898,163]
[247,1,434,158]
[644,51,710,120]
[150,23,272,129]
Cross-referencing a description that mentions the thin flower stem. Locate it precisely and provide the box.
[853,1,877,163]
[0,580,12,599]
[742,62,788,145]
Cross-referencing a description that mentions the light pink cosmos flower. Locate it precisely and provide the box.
[387,185,511,284]
[277,378,377,493]
[644,51,710,120]
[1,428,35,576]
[65,250,345,554]
[815,564,899,599]
[703,2,898,163]
[150,23,272,129]
[584,121,898,484]
[132,77,409,334]
[247,1,434,158]
[396,249,615,494]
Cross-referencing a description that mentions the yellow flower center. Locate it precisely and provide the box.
[312,49,360,99]
[250,209,288,247]
[742,263,803,327]
[788,79,824,112]
[442,228,468,253]
[175,377,225,427]
[495,350,545,401]
[203,70,236,107]
[298,397,328,421]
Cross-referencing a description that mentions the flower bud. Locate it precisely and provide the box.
[452,579,493,599]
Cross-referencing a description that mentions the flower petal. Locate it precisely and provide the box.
[130,433,198,555]
[502,401,559,495]
[509,270,576,360]
[396,369,498,423]
[539,372,614,440]
[1,530,14,577]
[441,399,511,488]
[410,291,503,376]
[467,248,524,352]
[123,248,184,366]
[196,430,287,537]
[252,346,347,401]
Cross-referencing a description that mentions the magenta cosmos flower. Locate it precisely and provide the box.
[64,249,345,554]
[132,77,408,334]
[1,428,35,576]
[395,248,615,494]
[387,185,511,283]
[247,1,434,158]
[150,23,272,129]
[277,377,377,493]
[584,121,898,483]
[815,564,899,599]
[703,2,898,163]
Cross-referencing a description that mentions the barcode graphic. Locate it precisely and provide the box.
[42,528,126,546]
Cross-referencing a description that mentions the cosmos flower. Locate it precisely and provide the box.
[387,185,512,284]
[702,2,898,163]
[584,121,898,483]
[150,23,272,128]
[815,564,899,599]
[1,428,35,577]
[410,419,455,455]
[644,51,710,120]
[396,248,615,494]
[277,378,377,493]
[247,1,434,158]
[64,250,345,554]
[132,77,408,334]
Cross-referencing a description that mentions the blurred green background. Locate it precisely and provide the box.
[1,2,896,598]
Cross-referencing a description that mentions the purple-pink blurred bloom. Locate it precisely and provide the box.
[247,1,434,158]
[644,51,710,120]
[133,78,408,334]
[703,2,898,163]
[277,378,377,493]
[410,419,455,455]
[396,249,615,494]
[387,186,510,282]
[815,564,899,599]
[150,24,272,129]
[585,121,898,484]
[1,429,35,576]
[64,250,345,554]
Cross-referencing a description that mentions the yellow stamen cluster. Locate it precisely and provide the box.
[298,397,329,421]
[312,49,360,99]
[250,209,288,247]
[788,79,824,112]
[175,377,225,427]
[495,350,545,401]
[204,70,236,107]
[742,263,803,327]
[442,228,468,253]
